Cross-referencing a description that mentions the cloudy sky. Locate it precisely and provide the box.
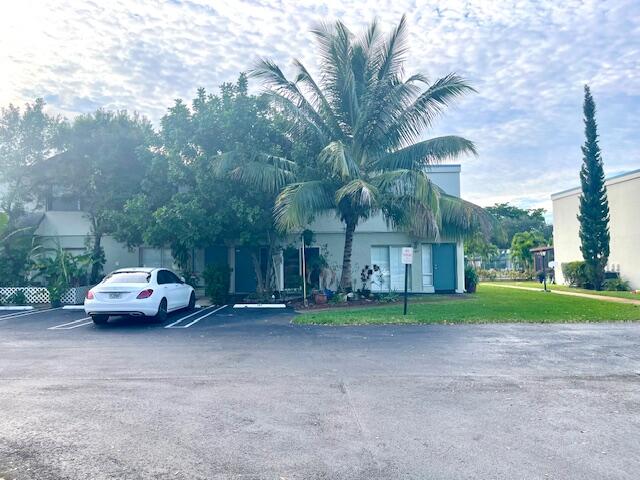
[1,0,638,217]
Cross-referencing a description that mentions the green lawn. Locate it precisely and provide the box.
[489,281,640,300]
[294,284,640,325]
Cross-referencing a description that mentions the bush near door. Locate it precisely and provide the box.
[203,264,232,305]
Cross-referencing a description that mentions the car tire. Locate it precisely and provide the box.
[91,314,109,325]
[188,291,196,310]
[153,298,168,323]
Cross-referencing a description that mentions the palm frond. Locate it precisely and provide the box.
[375,136,477,170]
[385,74,476,148]
[438,193,493,239]
[292,59,342,139]
[318,141,359,180]
[335,179,379,209]
[274,181,336,231]
[374,169,440,212]
[251,59,332,141]
[374,14,409,82]
[212,151,296,194]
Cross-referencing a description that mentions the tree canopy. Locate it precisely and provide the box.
[238,16,490,288]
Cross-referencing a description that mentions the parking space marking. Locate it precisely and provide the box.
[48,317,92,330]
[0,307,61,320]
[165,305,227,328]
[163,306,214,328]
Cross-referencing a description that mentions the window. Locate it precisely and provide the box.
[371,246,411,292]
[283,246,320,290]
[421,244,433,289]
[47,195,81,211]
[140,248,174,268]
[166,271,182,284]
[102,272,150,284]
[156,270,171,285]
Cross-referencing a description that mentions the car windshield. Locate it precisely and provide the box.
[102,272,150,284]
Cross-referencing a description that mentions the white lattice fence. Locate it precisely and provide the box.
[0,286,91,305]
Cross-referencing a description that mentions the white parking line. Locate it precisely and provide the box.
[0,307,62,320]
[163,306,213,328]
[48,317,92,330]
[165,305,227,329]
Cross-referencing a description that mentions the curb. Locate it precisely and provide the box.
[233,303,287,309]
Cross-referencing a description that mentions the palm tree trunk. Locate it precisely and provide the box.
[339,219,357,291]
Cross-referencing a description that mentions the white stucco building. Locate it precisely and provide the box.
[551,168,640,289]
[32,164,467,294]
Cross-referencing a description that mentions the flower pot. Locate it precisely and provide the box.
[313,293,327,304]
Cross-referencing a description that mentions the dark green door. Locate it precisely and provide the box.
[205,246,227,266]
[433,243,456,292]
[235,247,257,293]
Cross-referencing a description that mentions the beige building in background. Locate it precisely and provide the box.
[551,168,640,289]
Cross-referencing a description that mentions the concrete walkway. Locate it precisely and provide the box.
[487,283,640,305]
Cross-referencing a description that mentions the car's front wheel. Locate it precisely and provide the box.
[153,298,168,323]
[91,314,109,325]
[187,291,196,310]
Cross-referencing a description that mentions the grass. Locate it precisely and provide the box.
[294,284,640,325]
[490,281,640,300]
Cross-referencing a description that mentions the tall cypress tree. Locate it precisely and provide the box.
[577,85,610,290]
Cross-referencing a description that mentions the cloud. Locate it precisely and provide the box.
[0,0,638,214]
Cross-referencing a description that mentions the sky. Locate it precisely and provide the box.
[1,0,638,219]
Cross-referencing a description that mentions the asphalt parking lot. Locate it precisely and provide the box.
[1,306,639,479]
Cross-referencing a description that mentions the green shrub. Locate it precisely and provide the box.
[465,265,479,293]
[478,269,498,281]
[603,278,631,292]
[203,263,232,305]
[562,261,591,288]
[377,292,400,303]
[7,289,27,305]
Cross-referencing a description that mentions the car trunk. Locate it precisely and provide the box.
[94,283,149,302]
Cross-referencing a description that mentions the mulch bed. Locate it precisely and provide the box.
[290,293,470,312]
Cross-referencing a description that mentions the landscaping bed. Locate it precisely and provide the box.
[291,294,468,311]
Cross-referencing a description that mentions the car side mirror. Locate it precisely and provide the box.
[180,276,186,283]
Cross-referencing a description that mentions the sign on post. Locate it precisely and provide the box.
[401,247,413,265]
[401,247,413,315]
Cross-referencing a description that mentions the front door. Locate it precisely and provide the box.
[433,243,456,292]
[235,247,257,293]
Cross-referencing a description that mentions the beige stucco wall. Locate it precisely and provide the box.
[295,164,465,293]
[33,164,466,292]
[35,211,140,275]
[552,169,640,289]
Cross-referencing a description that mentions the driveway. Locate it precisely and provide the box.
[0,307,639,479]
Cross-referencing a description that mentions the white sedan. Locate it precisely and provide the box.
[84,268,196,325]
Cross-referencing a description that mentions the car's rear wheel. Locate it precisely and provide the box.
[188,291,196,310]
[153,298,168,323]
[91,314,109,325]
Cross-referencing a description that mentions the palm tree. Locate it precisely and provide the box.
[247,16,489,290]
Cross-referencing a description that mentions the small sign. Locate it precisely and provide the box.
[401,247,413,264]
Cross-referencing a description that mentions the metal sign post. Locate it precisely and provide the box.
[301,233,308,307]
[401,247,413,315]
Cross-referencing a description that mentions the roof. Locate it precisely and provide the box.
[530,246,554,253]
[551,167,640,200]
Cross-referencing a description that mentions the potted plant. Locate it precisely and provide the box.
[465,265,479,293]
[47,282,64,308]
[313,290,328,304]
[359,264,380,298]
